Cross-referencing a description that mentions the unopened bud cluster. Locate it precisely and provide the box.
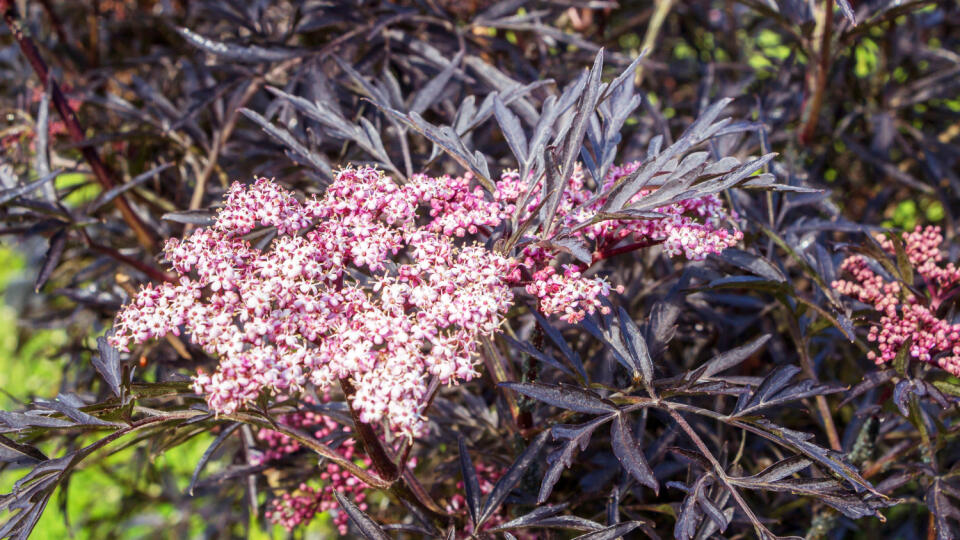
[257,397,372,534]
[833,226,960,375]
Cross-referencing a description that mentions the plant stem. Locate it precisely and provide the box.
[799,0,834,145]
[1,0,157,251]
[634,0,675,85]
[88,241,174,283]
[339,377,400,481]
[338,378,450,527]
[784,305,843,451]
[591,238,665,265]
[187,58,300,214]
[666,406,776,539]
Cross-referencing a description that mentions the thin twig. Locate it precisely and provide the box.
[1,0,157,251]
[783,305,843,451]
[88,242,174,283]
[634,0,675,85]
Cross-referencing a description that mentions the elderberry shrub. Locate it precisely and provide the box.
[1,2,959,539]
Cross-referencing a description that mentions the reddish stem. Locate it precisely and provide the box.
[88,242,174,283]
[591,238,665,265]
[339,378,399,481]
[1,0,157,251]
[338,378,449,526]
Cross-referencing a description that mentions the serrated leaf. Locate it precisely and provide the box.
[674,476,710,540]
[717,249,786,283]
[703,275,789,293]
[493,93,528,163]
[539,417,609,503]
[696,492,729,533]
[409,51,463,114]
[750,456,813,483]
[0,412,74,430]
[548,236,592,265]
[734,365,842,417]
[695,334,772,382]
[610,414,657,493]
[34,229,67,292]
[500,382,616,415]
[175,27,299,63]
[458,436,482,527]
[617,308,654,386]
[838,370,895,407]
[0,434,48,463]
[334,490,390,540]
[503,335,574,377]
[741,418,878,495]
[34,397,117,427]
[490,503,604,533]
[94,334,123,398]
[571,521,642,540]
[479,430,549,526]
[239,108,332,176]
[530,311,587,381]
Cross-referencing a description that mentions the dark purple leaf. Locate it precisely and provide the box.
[34,229,67,292]
[479,430,549,526]
[457,436,482,527]
[0,434,48,463]
[0,170,60,206]
[188,423,241,496]
[610,414,657,493]
[617,307,655,385]
[161,210,216,226]
[0,412,74,430]
[334,490,391,540]
[491,503,604,533]
[493,93,528,164]
[175,27,300,63]
[94,334,123,398]
[571,522,642,540]
[500,382,616,415]
[410,51,463,115]
[716,249,786,283]
[87,163,173,213]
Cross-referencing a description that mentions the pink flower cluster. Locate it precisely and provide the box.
[111,164,742,435]
[833,226,960,375]
[491,163,740,322]
[496,162,743,262]
[258,397,372,535]
[112,167,522,437]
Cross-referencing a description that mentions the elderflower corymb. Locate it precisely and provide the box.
[111,165,742,437]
